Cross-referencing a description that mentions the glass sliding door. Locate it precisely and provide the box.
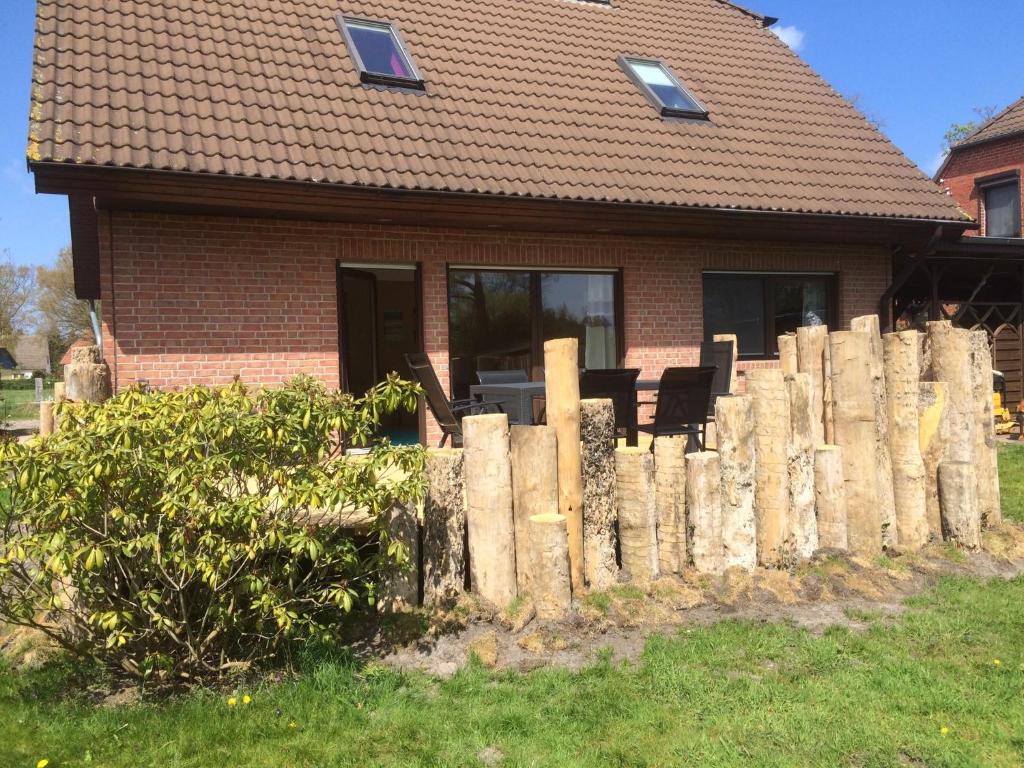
[447,268,622,399]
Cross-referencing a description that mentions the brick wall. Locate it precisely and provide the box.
[939,135,1024,236]
[98,211,890,443]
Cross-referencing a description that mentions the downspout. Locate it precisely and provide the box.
[88,299,103,358]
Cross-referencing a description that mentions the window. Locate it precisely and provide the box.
[338,16,424,90]
[983,180,1021,238]
[447,269,622,399]
[619,57,708,119]
[703,273,837,359]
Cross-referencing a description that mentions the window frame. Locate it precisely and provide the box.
[618,56,709,120]
[977,170,1021,238]
[445,266,625,397]
[702,271,839,361]
[337,15,425,91]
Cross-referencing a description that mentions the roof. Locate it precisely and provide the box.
[0,349,17,371]
[0,336,51,373]
[59,335,93,367]
[29,0,966,223]
[954,97,1024,150]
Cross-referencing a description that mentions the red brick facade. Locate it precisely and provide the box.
[98,211,890,443]
[939,135,1024,236]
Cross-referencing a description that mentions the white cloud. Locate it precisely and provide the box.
[773,25,805,51]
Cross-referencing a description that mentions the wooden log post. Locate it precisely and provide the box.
[796,324,829,446]
[686,451,724,574]
[422,449,467,608]
[716,394,757,570]
[64,345,112,403]
[938,461,981,549]
[39,401,54,437]
[543,338,585,593]
[814,445,848,550]
[527,514,572,619]
[615,447,659,582]
[380,501,420,611]
[580,399,619,590]
[968,330,1001,527]
[918,382,951,541]
[850,315,897,547]
[883,331,929,550]
[778,334,799,376]
[53,381,66,401]
[510,425,559,595]
[654,436,687,575]
[747,369,792,567]
[786,373,818,559]
[829,331,882,558]
[712,333,739,394]
[463,414,518,608]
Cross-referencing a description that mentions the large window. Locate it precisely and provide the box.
[703,272,837,359]
[983,180,1021,238]
[448,269,621,399]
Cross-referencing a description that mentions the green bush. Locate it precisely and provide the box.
[0,375,426,683]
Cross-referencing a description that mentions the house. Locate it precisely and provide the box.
[893,98,1024,403]
[28,0,971,443]
[0,336,51,375]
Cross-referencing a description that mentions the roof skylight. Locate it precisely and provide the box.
[620,57,708,119]
[338,16,424,90]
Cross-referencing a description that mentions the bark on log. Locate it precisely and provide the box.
[422,449,466,608]
[712,333,739,394]
[883,331,929,550]
[918,382,951,541]
[64,345,112,403]
[778,334,798,376]
[580,399,618,590]
[544,338,585,593]
[829,331,882,558]
[747,369,792,567]
[380,501,420,611]
[814,445,848,550]
[686,451,724,574]
[527,513,572,619]
[654,436,687,575]
[715,394,757,570]
[39,401,54,437]
[968,330,1001,527]
[796,325,829,447]
[938,461,981,549]
[787,373,819,559]
[463,414,518,608]
[615,447,659,582]
[851,315,897,547]
[510,425,559,594]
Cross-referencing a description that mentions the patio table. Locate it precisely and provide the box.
[469,379,659,428]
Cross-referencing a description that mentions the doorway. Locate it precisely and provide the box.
[338,263,422,444]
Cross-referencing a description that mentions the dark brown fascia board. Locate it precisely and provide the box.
[30,162,973,248]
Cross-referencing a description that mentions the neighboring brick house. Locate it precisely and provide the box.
[28,0,971,443]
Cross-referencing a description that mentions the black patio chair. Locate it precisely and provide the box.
[476,369,529,385]
[579,368,641,446]
[637,366,716,452]
[405,353,505,447]
[699,340,734,418]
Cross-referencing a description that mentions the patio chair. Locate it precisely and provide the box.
[637,366,716,452]
[476,369,529,385]
[579,368,641,446]
[405,353,506,447]
[699,340,734,417]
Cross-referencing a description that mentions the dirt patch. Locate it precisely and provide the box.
[382,522,1024,677]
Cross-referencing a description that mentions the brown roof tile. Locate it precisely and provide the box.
[955,96,1024,150]
[30,0,965,221]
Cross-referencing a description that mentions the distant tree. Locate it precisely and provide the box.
[846,93,886,131]
[0,251,37,340]
[36,246,92,366]
[942,105,999,153]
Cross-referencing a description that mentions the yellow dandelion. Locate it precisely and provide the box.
[37,760,49,768]
[288,721,298,729]
[993,659,1002,666]
[941,726,950,737]
[227,697,237,707]
[242,694,252,705]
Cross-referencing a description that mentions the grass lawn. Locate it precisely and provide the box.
[999,441,1024,522]
[0,384,54,421]
[1,453,1023,767]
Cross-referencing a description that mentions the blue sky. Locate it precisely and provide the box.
[0,0,1022,267]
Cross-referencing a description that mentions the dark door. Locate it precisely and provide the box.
[338,268,379,396]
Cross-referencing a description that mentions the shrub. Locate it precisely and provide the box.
[0,375,426,683]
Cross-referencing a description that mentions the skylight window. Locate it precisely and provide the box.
[619,57,708,119]
[338,16,424,90]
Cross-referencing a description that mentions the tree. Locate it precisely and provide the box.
[0,250,37,340]
[36,245,93,367]
[942,105,999,153]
